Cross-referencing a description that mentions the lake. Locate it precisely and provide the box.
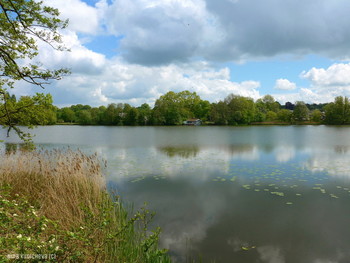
[2,125,350,262]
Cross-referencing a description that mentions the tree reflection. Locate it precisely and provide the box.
[334,145,348,154]
[157,145,200,159]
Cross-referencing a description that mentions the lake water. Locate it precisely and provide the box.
[2,125,350,262]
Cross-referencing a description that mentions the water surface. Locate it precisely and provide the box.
[2,125,350,262]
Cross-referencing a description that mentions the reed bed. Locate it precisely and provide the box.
[0,149,105,229]
[0,148,170,262]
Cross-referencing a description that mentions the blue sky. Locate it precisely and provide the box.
[18,0,350,107]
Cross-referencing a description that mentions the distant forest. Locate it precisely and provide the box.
[10,91,350,126]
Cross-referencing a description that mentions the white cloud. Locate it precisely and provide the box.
[36,30,107,75]
[49,59,262,106]
[93,0,350,64]
[16,0,350,107]
[43,0,101,34]
[100,0,219,65]
[274,79,297,90]
[293,63,350,103]
[272,88,333,104]
[16,18,262,107]
[301,63,350,87]
[271,63,350,104]
[44,0,350,66]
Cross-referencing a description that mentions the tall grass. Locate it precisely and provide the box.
[0,148,171,262]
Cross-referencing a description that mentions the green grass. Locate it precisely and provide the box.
[0,149,171,262]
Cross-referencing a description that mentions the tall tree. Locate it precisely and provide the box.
[293,101,309,122]
[277,109,292,123]
[60,107,76,123]
[102,104,118,125]
[123,104,139,125]
[77,110,92,125]
[224,94,256,125]
[310,109,323,123]
[152,91,203,125]
[210,101,229,125]
[0,0,68,141]
[256,95,280,114]
[324,96,350,124]
[137,103,152,125]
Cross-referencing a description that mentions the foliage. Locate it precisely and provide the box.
[324,96,350,124]
[0,0,69,141]
[210,101,229,125]
[277,109,292,123]
[137,103,152,125]
[266,111,278,121]
[0,93,56,141]
[256,95,280,115]
[227,95,256,124]
[47,93,350,127]
[0,186,170,263]
[151,91,207,125]
[310,109,323,122]
[292,101,309,122]
[59,107,76,123]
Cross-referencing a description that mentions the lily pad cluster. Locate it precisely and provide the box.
[210,161,350,205]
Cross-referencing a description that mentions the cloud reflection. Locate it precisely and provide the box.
[274,146,296,163]
[303,148,350,177]
[257,246,285,263]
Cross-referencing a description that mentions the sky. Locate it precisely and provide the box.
[16,0,350,107]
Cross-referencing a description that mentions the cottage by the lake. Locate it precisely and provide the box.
[183,119,202,126]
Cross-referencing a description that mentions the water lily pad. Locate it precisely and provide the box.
[271,191,284,197]
[241,246,256,251]
[330,194,339,199]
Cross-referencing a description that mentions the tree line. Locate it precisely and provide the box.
[4,91,350,127]
[52,91,350,126]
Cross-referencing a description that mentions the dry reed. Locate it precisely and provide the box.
[0,148,106,229]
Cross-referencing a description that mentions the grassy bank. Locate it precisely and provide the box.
[0,149,171,262]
